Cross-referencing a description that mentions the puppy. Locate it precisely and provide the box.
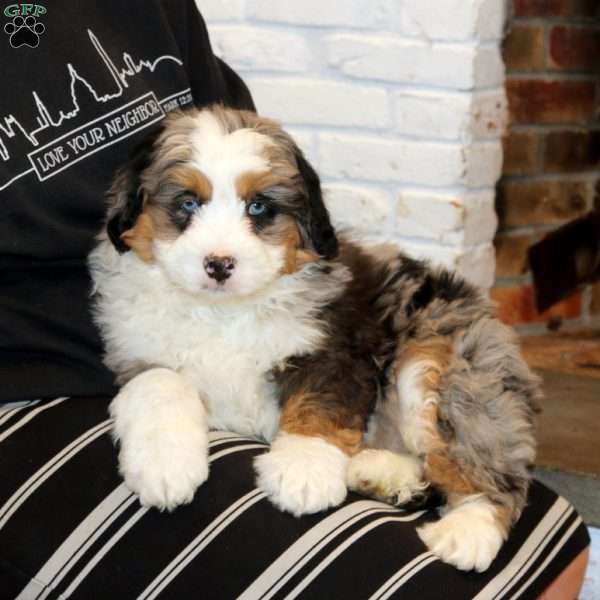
[89,105,540,573]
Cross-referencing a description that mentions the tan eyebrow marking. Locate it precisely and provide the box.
[235,171,289,201]
[169,166,213,201]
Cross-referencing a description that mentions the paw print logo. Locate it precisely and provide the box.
[4,15,45,48]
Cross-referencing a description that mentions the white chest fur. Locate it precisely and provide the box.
[90,244,333,441]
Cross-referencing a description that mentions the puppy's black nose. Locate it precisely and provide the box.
[203,255,236,283]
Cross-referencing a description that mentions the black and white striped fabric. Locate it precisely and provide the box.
[0,397,590,600]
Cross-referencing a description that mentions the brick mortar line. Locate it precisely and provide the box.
[511,16,600,26]
[501,172,600,184]
[241,71,506,94]
[505,72,598,80]
[543,16,551,71]
[537,119,546,174]
[323,176,496,194]
[507,125,600,133]
[225,18,503,45]
[323,179,496,198]
[242,123,505,144]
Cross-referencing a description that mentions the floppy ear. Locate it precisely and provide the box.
[105,129,160,253]
[294,149,338,260]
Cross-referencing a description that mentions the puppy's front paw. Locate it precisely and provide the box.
[119,433,209,511]
[417,497,505,572]
[255,433,348,516]
[110,369,209,511]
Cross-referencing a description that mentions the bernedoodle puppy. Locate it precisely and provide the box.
[89,105,540,573]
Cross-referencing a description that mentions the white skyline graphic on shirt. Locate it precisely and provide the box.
[0,28,185,190]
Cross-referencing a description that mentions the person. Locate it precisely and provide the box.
[0,0,254,401]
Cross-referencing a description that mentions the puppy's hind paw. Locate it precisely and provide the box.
[417,496,505,572]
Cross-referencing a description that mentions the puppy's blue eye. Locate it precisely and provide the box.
[248,201,267,216]
[181,197,200,213]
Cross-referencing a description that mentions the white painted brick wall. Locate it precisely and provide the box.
[197,0,507,289]
[245,79,391,128]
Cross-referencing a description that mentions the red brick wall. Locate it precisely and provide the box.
[493,0,600,328]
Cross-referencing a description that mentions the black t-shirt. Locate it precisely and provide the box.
[0,0,254,401]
